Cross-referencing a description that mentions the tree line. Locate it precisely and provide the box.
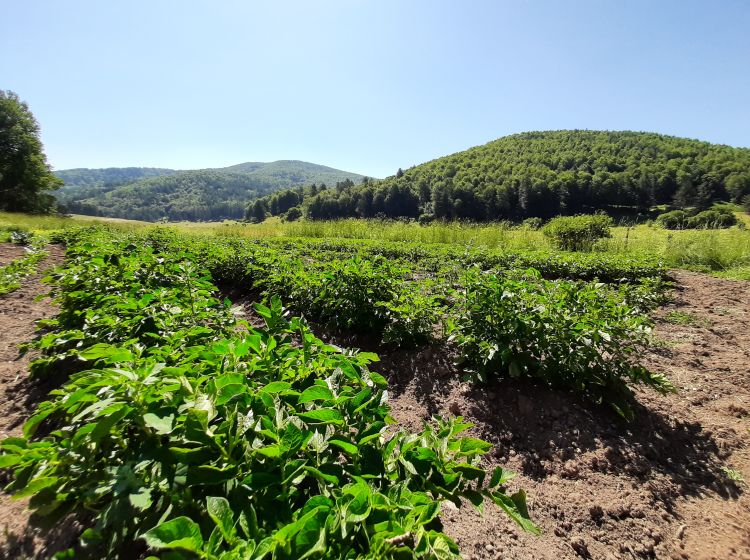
[246,131,750,223]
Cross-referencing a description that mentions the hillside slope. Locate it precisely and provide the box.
[56,161,366,221]
[251,131,750,222]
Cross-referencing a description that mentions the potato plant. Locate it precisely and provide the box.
[446,269,675,419]
[0,235,47,295]
[1,234,537,559]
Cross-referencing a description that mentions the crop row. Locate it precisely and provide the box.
[229,236,668,283]
[0,236,47,296]
[1,233,536,559]
[52,227,673,418]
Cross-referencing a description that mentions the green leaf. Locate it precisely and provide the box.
[0,454,22,468]
[129,488,153,511]
[142,516,204,552]
[260,381,292,394]
[298,408,343,426]
[14,476,58,498]
[207,496,235,542]
[143,412,175,435]
[488,466,516,488]
[489,490,540,535]
[457,437,492,457]
[78,344,133,363]
[298,385,333,404]
[329,439,358,456]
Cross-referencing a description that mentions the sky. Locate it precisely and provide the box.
[1,0,749,178]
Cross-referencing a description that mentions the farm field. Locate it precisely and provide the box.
[0,217,749,559]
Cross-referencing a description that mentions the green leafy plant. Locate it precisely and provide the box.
[446,268,675,419]
[0,236,47,295]
[542,214,613,252]
[1,233,537,559]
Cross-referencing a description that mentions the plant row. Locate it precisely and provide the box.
[2,233,537,559]
[0,234,48,295]
[51,227,674,418]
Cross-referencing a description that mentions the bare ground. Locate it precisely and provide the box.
[372,271,750,560]
[1,248,749,559]
[0,244,80,560]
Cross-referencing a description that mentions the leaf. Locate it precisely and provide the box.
[207,496,236,542]
[142,516,204,552]
[298,385,333,404]
[329,439,358,456]
[260,381,292,394]
[143,412,175,435]
[297,409,343,426]
[78,344,133,363]
[457,437,492,457]
[256,445,282,459]
[0,454,22,468]
[14,476,58,498]
[129,488,153,510]
[488,466,516,488]
[489,490,541,535]
[368,372,388,388]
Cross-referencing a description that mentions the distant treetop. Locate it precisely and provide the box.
[249,130,750,222]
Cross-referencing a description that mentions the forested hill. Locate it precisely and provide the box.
[247,131,750,222]
[55,161,367,221]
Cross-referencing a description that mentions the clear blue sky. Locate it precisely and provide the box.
[2,0,749,178]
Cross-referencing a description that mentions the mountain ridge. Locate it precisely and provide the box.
[246,130,750,222]
[55,160,369,221]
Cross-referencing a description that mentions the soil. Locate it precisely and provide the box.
[1,247,748,559]
[0,244,80,560]
[375,271,750,560]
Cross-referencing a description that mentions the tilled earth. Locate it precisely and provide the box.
[0,244,79,560]
[375,271,750,560]
[1,243,748,559]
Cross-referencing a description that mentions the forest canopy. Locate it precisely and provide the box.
[246,130,750,223]
[56,161,366,221]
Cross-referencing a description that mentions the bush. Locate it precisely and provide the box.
[522,217,543,230]
[687,208,737,229]
[542,214,612,251]
[656,209,691,229]
[283,206,303,222]
[657,207,737,229]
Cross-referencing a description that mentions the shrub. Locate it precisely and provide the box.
[657,207,737,229]
[542,214,613,251]
[687,208,737,229]
[522,217,543,230]
[656,209,691,229]
[283,206,303,222]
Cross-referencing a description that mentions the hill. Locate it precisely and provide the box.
[56,161,367,221]
[249,130,750,222]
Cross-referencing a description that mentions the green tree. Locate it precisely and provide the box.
[0,90,61,213]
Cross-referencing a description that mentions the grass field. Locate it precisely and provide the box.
[2,211,749,278]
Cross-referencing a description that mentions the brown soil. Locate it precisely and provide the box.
[0,244,80,560]
[373,271,750,560]
[1,253,749,559]
[0,244,27,266]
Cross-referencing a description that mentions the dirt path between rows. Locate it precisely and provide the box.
[377,270,750,560]
[0,244,78,560]
[1,247,748,559]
